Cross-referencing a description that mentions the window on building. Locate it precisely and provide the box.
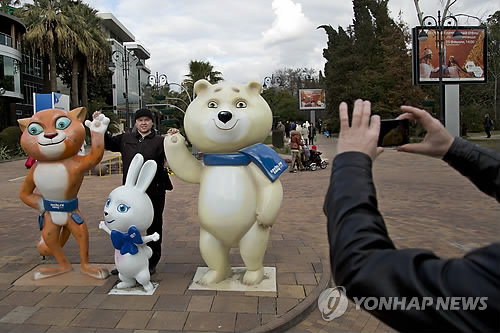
[0,55,21,92]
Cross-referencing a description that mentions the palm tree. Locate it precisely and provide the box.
[68,1,110,107]
[18,0,78,92]
[183,60,223,94]
[0,0,20,13]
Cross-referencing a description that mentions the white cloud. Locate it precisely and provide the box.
[74,0,497,85]
[262,0,314,46]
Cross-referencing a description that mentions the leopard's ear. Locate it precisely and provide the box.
[18,118,31,132]
[69,107,87,123]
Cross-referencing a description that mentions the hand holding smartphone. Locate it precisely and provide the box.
[377,119,409,147]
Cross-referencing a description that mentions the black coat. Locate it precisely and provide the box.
[104,130,173,195]
[308,126,316,138]
[324,137,500,332]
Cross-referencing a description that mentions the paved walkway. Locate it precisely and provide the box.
[0,133,498,332]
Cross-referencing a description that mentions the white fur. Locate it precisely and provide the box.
[165,80,283,285]
[34,163,69,226]
[99,153,159,292]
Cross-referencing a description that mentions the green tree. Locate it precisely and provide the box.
[183,60,223,95]
[318,24,356,131]
[272,67,319,97]
[17,0,77,92]
[261,87,305,122]
[0,0,20,13]
[486,11,500,121]
[71,1,110,108]
[17,0,110,106]
[318,0,425,132]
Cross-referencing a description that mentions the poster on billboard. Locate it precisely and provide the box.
[412,26,487,85]
[299,89,326,110]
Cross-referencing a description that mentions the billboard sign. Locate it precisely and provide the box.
[412,26,487,85]
[299,89,326,110]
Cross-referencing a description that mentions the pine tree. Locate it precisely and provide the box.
[318,0,425,130]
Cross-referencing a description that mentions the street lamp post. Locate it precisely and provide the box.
[418,11,462,126]
[136,59,144,108]
[262,74,283,89]
[148,72,168,93]
[109,45,142,131]
[147,73,192,105]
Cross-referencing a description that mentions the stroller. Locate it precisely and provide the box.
[302,146,328,171]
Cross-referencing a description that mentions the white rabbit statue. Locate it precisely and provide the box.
[99,153,159,292]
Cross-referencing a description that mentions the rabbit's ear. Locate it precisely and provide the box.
[135,160,157,193]
[125,154,145,187]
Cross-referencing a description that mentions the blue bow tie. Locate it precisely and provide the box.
[111,226,144,255]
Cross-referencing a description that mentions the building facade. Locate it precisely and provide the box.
[98,13,151,130]
[0,10,25,130]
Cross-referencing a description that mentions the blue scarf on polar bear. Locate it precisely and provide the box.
[203,144,287,182]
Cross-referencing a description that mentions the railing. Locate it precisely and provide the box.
[0,32,13,47]
[86,153,122,177]
[86,153,175,177]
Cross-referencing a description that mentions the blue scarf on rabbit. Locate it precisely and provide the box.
[111,226,144,255]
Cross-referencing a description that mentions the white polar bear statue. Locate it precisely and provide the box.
[99,153,160,292]
[164,79,287,285]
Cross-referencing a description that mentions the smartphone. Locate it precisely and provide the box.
[377,119,409,147]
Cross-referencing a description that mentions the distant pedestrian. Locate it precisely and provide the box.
[308,125,316,145]
[484,114,493,138]
[289,129,304,172]
[285,121,291,138]
[300,124,309,145]
[276,121,284,131]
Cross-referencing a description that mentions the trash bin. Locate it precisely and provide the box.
[272,129,284,148]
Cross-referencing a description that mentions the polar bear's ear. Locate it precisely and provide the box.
[194,79,211,96]
[247,81,262,95]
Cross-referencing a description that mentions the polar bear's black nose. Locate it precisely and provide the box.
[104,211,108,216]
[218,111,232,124]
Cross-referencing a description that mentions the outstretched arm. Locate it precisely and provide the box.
[325,151,500,333]
[325,100,500,332]
[79,114,110,170]
[443,138,500,202]
[142,232,160,243]
[164,129,202,184]
[398,106,500,202]
[99,221,112,235]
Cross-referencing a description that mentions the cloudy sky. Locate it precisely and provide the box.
[83,0,497,85]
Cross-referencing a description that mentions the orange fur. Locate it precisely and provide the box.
[18,107,108,279]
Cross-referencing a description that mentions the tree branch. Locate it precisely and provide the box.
[453,13,483,24]
[413,0,424,26]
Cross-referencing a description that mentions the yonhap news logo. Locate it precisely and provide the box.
[318,286,488,321]
[318,286,349,321]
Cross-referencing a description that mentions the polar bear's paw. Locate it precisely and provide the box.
[117,281,136,289]
[199,268,232,285]
[243,267,265,285]
[165,129,185,145]
[143,282,154,292]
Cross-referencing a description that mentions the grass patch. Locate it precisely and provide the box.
[468,139,500,152]
[263,136,273,145]
[273,146,290,155]
[467,130,499,138]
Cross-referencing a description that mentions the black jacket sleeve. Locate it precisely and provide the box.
[323,151,500,333]
[444,137,500,201]
[104,132,123,152]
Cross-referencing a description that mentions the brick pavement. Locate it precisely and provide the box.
[0,133,498,332]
